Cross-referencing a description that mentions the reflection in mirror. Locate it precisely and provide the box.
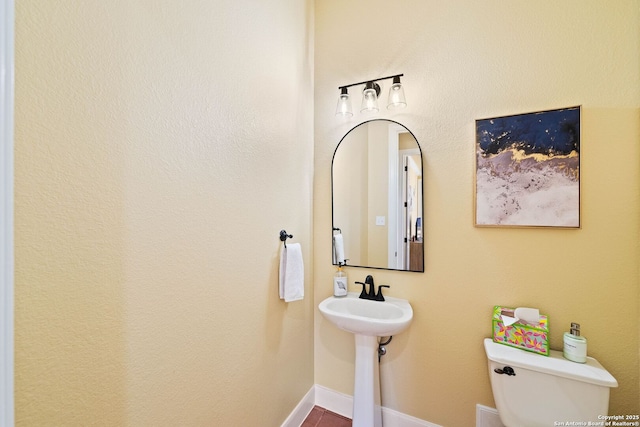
[332,120,423,272]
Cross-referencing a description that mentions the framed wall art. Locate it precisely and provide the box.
[475,106,581,228]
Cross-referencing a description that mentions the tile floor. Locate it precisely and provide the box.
[300,406,351,427]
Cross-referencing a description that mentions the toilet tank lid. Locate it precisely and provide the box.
[483,338,618,388]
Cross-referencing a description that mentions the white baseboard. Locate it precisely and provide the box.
[284,385,441,427]
[314,384,353,419]
[476,404,504,427]
[282,386,505,427]
[280,387,316,427]
[381,404,442,427]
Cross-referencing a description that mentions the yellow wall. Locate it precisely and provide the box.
[314,1,640,425]
[14,1,314,425]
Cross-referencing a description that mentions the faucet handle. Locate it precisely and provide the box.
[355,281,368,299]
[375,285,390,301]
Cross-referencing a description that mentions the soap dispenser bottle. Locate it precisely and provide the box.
[563,322,587,363]
[333,263,348,297]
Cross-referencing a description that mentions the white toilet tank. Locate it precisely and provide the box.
[484,338,618,427]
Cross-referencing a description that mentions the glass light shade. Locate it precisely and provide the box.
[360,82,379,113]
[387,77,407,109]
[335,88,353,117]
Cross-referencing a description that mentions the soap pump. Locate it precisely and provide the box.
[333,262,348,297]
[563,322,587,363]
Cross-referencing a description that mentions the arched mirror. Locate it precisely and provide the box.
[332,119,424,272]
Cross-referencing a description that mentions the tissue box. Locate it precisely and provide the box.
[492,306,549,356]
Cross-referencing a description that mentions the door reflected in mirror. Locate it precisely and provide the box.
[332,120,424,272]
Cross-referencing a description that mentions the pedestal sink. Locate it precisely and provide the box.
[319,292,413,427]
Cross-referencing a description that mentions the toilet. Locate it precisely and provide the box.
[484,338,618,427]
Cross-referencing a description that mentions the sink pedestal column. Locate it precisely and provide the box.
[353,334,382,427]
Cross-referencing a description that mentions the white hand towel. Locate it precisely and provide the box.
[279,243,304,302]
[333,233,345,265]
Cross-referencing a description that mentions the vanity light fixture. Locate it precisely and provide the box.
[335,74,406,117]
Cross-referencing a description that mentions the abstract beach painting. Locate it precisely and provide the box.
[475,106,580,228]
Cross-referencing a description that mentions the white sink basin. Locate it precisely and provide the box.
[319,292,413,336]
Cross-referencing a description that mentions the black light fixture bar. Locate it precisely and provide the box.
[338,74,404,90]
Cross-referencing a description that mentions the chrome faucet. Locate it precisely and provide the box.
[355,275,390,301]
